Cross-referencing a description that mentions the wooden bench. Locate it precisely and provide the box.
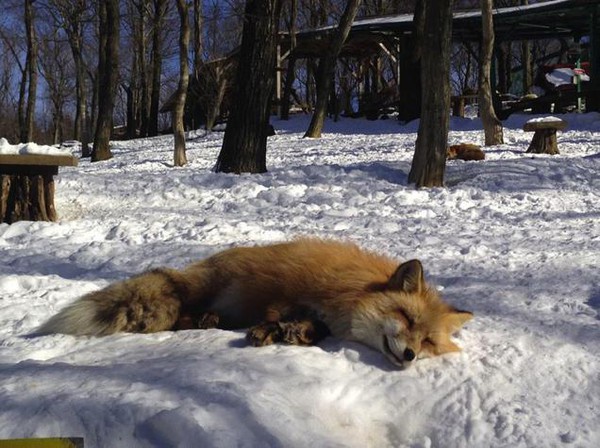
[523,118,567,155]
[0,153,78,224]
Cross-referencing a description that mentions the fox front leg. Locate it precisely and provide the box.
[279,319,330,346]
[174,311,220,330]
[246,322,284,346]
[246,318,330,347]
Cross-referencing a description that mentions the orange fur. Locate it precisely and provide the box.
[37,238,473,367]
[447,143,485,161]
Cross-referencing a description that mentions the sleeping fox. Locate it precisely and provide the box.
[36,238,472,368]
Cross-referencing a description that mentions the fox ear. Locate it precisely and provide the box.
[388,260,424,294]
[443,309,473,333]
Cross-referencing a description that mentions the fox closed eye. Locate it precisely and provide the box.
[422,337,435,348]
[395,308,413,328]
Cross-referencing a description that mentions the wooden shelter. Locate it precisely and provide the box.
[162,0,600,127]
[277,0,600,119]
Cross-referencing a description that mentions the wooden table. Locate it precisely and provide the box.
[523,119,567,155]
[0,153,78,224]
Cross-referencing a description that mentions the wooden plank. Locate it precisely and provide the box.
[523,120,567,132]
[0,154,78,167]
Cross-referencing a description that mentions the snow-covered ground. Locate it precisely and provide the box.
[1,113,598,447]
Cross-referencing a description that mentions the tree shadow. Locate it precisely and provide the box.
[0,358,285,447]
[587,287,600,320]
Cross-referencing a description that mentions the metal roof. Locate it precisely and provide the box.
[288,0,600,58]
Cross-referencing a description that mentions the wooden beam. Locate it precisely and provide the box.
[0,154,78,167]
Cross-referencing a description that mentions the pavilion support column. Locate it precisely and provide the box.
[276,43,283,117]
[588,6,600,112]
[398,35,422,122]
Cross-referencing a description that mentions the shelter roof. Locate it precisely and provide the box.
[288,0,600,58]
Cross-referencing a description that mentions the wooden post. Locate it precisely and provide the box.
[588,6,600,111]
[0,154,77,224]
[276,43,282,116]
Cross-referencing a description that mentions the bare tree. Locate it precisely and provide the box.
[92,0,120,161]
[148,0,167,137]
[0,41,18,142]
[48,0,91,154]
[304,0,362,138]
[0,25,28,143]
[408,0,453,187]
[479,0,503,145]
[520,0,532,95]
[193,0,203,79]
[215,0,283,174]
[280,0,297,120]
[127,0,151,138]
[173,0,190,167]
[23,0,38,143]
[39,32,73,144]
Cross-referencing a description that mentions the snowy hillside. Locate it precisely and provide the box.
[0,113,599,447]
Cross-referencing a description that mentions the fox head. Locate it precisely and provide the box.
[353,259,473,368]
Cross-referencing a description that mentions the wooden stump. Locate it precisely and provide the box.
[523,119,567,155]
[0,154,77,224]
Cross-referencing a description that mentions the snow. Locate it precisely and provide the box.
[0,137,72,156]
[1,113,599,447]
[310,0,572,33]
[545,68,590,87]
[526,116,565,123]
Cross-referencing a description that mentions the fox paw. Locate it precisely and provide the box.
[198,312,219,329]
[246,322,283,346]
[280,320,330,346]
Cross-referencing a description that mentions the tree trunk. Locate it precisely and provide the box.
[521,1,532,95]
[137,0,150,137]
[193,0,203,79]
[70,26,88,153]
[173,0,190,167]
[92,0,119,162]
[17,61,27,143]
[205,73,227,132]
[479,0,503,146]
[304,0,362,138]
[75,48,91,156]
[521,40,532,95]
[408,0,452,188]
[148,0,166,137]
[215,0,282,174]
[24,0,38,143]
[305,59,317,109]
[280,0,297,120]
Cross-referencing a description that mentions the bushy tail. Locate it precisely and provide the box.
[35,269,185,336]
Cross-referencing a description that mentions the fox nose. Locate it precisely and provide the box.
[403,348,416,361]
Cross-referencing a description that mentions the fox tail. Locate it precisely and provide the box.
[34,269,184,336]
